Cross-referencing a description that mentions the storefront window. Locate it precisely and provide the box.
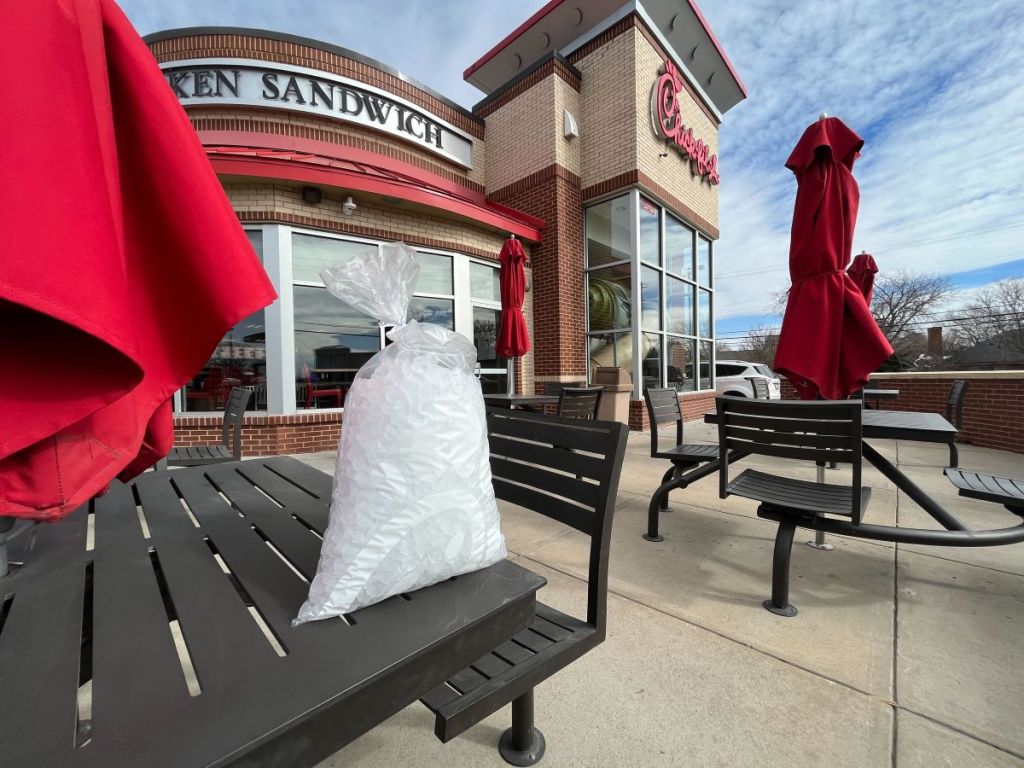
[181,229,269,412]
[411,251,455,329]
[584,191,715,396]
[586,195,631,267]
[641,266,661,330]
[697,236,712,287]
[666,214,694,280]
[588,262,632,331]
[666,337,695,392]
[639,197,660,265]
[470,260,500,302]
[293,234,381,409]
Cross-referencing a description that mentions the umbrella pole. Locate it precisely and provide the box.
[807,464,835,551]
[506,359,515,396]
[0,516,34,577]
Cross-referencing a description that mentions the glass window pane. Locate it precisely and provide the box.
[639,197,660,265]
[294,285,380,408]
[665,215,693,279]
[699,340,714,390]
[641,333,662,391]
[587,263,632,331]
[473,305,507,369]
[698,289,712,338]
[641,265,661,330]
[245,229,263,261]
[184,308,268,412]
[409,297,454,329]
[666,277,694,335]
[666,337,695,392]
[586,195,631,267]
[588,332,632,386]
[470,261,501,302]
[697,236,712,287]
[415,252,453,295]
[293,233,377,283]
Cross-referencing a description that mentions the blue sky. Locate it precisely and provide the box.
[120,0,1024,342]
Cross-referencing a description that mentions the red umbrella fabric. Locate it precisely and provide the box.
[847,252,879,305]
[495,238,531,358]
[773,118,893,400]
[0,0,276,520]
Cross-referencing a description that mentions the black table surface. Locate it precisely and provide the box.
[704,408,956,443]
[0,457,545,768]
[483,394,559,406]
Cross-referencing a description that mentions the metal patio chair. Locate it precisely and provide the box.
[945,379,970,430]
[420,408,628,766]
[166,387,251,466]
[716,396,870,617]
[642,387,720,542]
[556,386,603,420]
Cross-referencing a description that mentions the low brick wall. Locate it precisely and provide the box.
[779,371,1023,454]
[629,390,716,431]
[174,411,342,456]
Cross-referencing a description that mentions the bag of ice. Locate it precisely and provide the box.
[294,242,506,623]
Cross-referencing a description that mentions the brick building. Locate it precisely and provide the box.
[147,0,746,453]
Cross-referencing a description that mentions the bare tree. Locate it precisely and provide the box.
[956,278,1024,356]
[745,324,780,366]
[871,271,953,342]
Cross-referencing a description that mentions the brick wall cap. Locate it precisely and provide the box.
[870,371,1024,381]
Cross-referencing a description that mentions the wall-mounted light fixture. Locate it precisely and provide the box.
[342,196,357,216]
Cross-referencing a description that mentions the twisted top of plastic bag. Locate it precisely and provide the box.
[320,241,420,326]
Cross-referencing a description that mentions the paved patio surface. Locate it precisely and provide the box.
[299,422,1024,768]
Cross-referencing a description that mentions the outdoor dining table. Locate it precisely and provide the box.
[860,387,900,409]
[483,394,559,410]
[0,457,545,768]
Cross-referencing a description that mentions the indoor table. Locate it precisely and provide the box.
[0,457,544,767]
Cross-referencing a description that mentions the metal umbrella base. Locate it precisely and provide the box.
[806,464,834,550]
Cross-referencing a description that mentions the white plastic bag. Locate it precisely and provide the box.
[294,242,506,624]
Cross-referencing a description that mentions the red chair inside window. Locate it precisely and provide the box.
[186,366,225,411]
[303,365,343,409]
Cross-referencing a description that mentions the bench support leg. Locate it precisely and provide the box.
[499,689,546,766]
[764,520,799,617]
[658,467,675,511]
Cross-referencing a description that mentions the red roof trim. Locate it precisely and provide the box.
[206,148,544,242]
[683,0,747,97]
[464,0,565,80]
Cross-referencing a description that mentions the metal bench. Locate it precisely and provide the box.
[556,386,603,420]
[945,379,970,431]
[945,468,1024,514]
[166,386,250,466]
[642,387,720,542]
[747,376,771,399]
[419,408,628,766]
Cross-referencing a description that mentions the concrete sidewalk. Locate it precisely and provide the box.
[304,424,1024,768]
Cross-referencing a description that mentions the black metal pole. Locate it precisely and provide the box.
[862,442,969,531]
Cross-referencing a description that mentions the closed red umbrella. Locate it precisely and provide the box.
[847,252,879,305]
[0,0,276,521]
[496,236,530,359]
[773,117,893,400]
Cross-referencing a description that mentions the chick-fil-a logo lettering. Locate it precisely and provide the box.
[651,59,720,185]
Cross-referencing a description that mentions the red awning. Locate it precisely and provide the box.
[198,133,544,242]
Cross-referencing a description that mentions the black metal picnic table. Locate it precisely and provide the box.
[643,407,1024,547]
[0,457,545,768]
[482,394,559,410]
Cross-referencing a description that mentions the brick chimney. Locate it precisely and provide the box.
[927,326,943,356]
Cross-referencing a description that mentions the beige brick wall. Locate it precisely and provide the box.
[634,31,719,226]
[484,76,559,194]
[576,31,638,188]
[553,77,582,177]
[191,107,486,187]
[223,182,509,257]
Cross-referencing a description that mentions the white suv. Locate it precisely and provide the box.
[716,360,782,399]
